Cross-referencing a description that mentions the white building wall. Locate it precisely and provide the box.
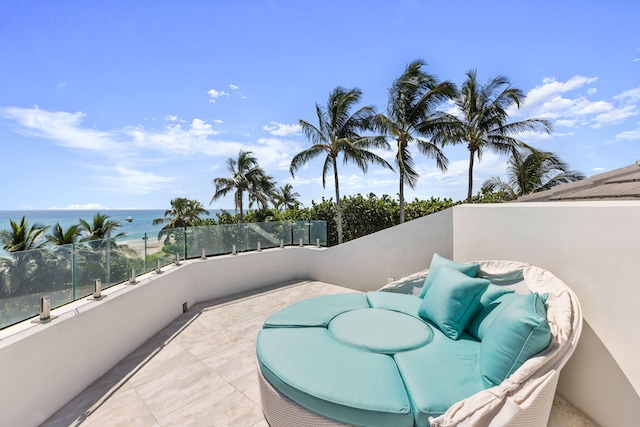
[306,209,454,291]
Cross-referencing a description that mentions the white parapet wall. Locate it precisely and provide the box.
[452,201,640,427]
[306,208,454,291]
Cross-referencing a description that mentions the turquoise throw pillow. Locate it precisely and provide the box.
[418,266,490,340]
[419,253,480,298]
[467,292,518,341]
[480,292,552,386]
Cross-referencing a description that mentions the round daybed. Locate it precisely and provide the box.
[256,257,582,427]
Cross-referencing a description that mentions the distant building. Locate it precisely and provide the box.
[517,160,640,202]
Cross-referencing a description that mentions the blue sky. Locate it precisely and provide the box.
[1,0,638,211]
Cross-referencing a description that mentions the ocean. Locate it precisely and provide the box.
[0,209,224,243]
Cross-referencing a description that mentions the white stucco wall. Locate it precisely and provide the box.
[452,201,640,426]
[306,209,454,291]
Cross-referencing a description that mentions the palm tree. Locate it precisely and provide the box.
[153,197,210,240]
[211,150,271,222]
[482,148,585,200]
[376,60,456,223]
[46,223,82,246]
[249,173,277,210]
[434,69,552,202]
[0,217,48,295]
[274,184,301,210]
[79,213,126,249]
[291,86,393,244]
[0,216,49,252]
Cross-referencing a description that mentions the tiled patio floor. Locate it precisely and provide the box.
[42,280,596,427]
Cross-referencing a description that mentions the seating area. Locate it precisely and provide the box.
[256,255,583,427]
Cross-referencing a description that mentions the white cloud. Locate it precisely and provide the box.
[511,76,639,129]
[614,87,640,103]
[207,88,229,103]
[98,165,176,195]
[49,203,110,210]
[263,121,302,136]
[587,88,597,95]
[229,84,239,90]
[592,105,638,128]
[1,106,123,152]
[189,118,218,136]
[616,126,640,140]
[514,75,598,117]
[164,115,180,122]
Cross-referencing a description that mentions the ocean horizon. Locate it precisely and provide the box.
[0,209,228,242]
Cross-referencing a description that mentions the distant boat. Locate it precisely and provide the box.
[125,216,134,223]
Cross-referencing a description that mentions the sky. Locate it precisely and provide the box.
[0,0,638,211]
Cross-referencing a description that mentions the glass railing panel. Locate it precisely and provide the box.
[310,221,327,246]
[290,221,311,245]
[0,220,327,330]
[0,245,73,329]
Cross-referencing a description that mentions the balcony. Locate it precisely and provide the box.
[2,202,639,426]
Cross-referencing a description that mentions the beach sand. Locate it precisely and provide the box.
[121,238,164,255]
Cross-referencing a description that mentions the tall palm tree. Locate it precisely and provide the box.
[291,86,393,244]
[0,216,49,252]
[79,213,126,249]
[46,223,82,246]
[376,60,456,223]
[153,197,210,240]
[434,69,552,202]
[482,148,585,200]
[211,150,271,222]
[274,184,301,210]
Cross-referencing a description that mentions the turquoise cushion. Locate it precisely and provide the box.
[366,291,422,319]
[263,293,368,328]
[419,253,480,298]
[480,293,552,386]
[394,330,485,426]
[257,328,414,427]
[328,308,433,354]
[467,292,518,341]
[419,267,490,340]
[479,284,515,308]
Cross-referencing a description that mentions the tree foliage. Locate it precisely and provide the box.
[433,69,552,202]
[291,86,393,244]
[377,60,454,223]
[482,148,585,199]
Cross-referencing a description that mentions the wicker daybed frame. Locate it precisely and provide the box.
[257,260,582,427]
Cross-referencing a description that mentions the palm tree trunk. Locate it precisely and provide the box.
[399,171,405,224]
[238,191,244,223]
[467,149,475,203]
[333,157,343,245]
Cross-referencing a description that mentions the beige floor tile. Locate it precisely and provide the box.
[127,342,200,388]
[157,384,264,427]
[135,360,227,419]
[44,386,156,427]
[202,341,257,383]
[42,365,132,425]
[231,367,262,405]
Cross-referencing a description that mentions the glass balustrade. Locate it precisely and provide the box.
[0,221,326,330]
